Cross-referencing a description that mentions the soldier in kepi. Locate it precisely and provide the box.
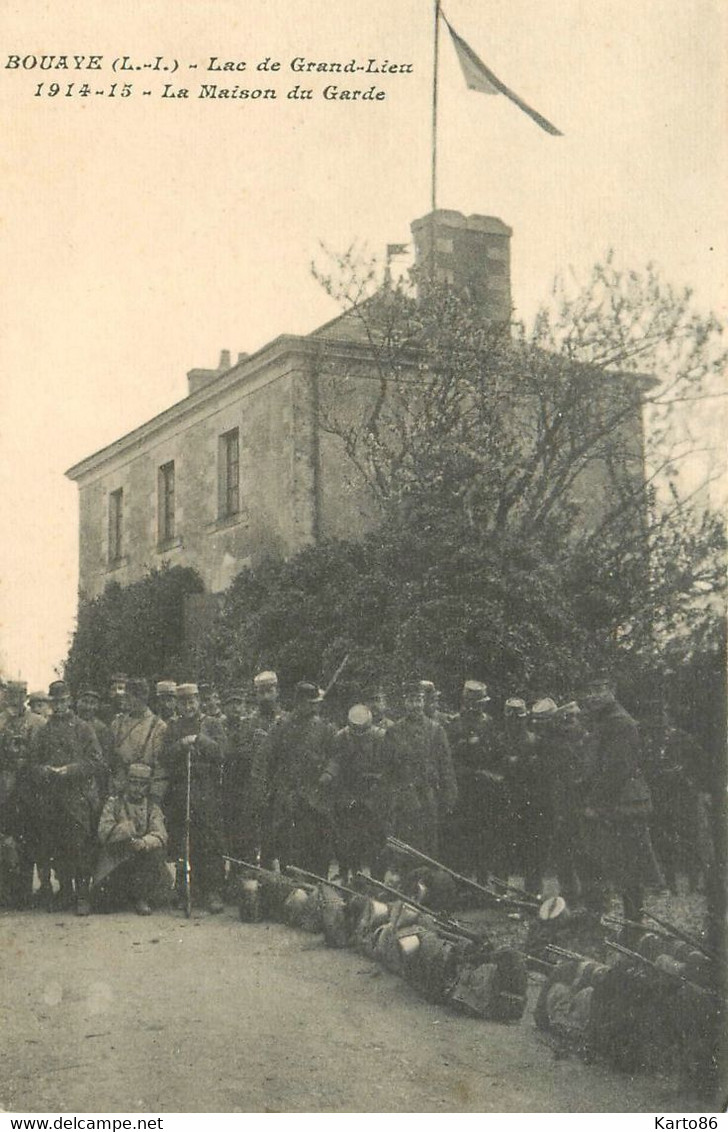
[383,679,458,857]
[30,680,107,915]
[226,671,284,868]
[501,697,544,896]
[443,680,498,883]
[575,673,664,928]
[320,703,387,881]
[260,681,335,876]
[154,680,179,724]
[109,677,168,803]
[95,763,169,915]
[161,682,226,913]
[0,680,46,907]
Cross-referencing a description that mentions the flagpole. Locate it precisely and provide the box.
[431,0,440,214]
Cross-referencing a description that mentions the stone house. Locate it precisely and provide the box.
[66,209,647,609]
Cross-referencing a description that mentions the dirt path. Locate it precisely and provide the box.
[0,908,707,1113]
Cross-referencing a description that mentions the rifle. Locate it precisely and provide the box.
[386,836,539,910]
[222,856,316,891]
[605,939,719,1000]
[643,910,717,961]
[320,654,350,700]
[355,871,485,944]
[183,745,192,918]
[285,865,360,899]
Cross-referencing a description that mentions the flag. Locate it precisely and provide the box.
[386,243,409,258]
[443,14,563,136]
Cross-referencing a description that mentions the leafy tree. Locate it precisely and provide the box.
[311,247,726,680]
[63,564,204,695]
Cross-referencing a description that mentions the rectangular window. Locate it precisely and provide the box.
[108,488,123,564]
[158,461,176,544]
[219,428,240,518]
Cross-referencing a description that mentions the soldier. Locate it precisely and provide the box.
[443,680,502,882]
[260,681,335,876]
[76,687,113,791]
[321,703,387,880]
[535,700,593,906]
[154,680,178,724]
[420,680,454,727]
[641,703,711,893]
[227,671,284,865]
[0,680,46,906]
[161,682,226,913]
[28,691,52,720]
[95,763,169,915]
[30,680,106,915]
[382,680,458,857]
[109,677,167,803]
[369,688,395,730]
[501,697,544,895]
[101,673,129,725]
[575,674,663,925]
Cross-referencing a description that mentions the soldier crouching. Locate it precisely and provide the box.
[94,763,169,915]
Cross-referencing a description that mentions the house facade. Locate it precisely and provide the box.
[66,209,645,603]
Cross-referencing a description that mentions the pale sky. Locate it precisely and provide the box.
[1,0,726,689]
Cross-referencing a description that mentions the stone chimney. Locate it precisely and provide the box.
[187,349,236,395]
[410,210,512,325]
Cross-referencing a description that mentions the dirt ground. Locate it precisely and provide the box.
[0,903,714,1114]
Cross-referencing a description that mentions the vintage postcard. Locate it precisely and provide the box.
[0,0,725,1118]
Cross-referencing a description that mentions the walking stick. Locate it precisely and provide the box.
[183,745,192,918]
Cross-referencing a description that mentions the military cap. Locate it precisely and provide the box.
[462,679,490,702]
[402,679,425,697]
[254,670,278,688]
[348,703,373,732]
[29,690,50,704]
[554,701,580,719]
[77,686,100,700]
[176,683,199,697]
[109,672,128,684]
[126,677,149,700]
[6,680,28,695]
[156,680,177,695]
[294,681,323,704]
[504,697,528,717]
[418,680,437,694]
[530,697,558,721]
[127,762,152,780]
[48,679,69,699]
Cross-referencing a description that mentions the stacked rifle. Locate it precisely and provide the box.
[533,911,721,1088]
[224,853,529,1022]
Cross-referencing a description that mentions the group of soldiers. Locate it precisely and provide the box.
[0,667,715,922]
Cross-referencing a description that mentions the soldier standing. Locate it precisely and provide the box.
[260,681,335,876]
[321,703,387,880]
[227,671,284,864]
[154,680,178,724]
[501,697,544,894]
[382,680,458,857]
[443,680,501,882]
[161,682,226,913]
[28,691,52,720]
[0,681,46,907]
[76,687,113,797]
[109,677,167,803]
[535,700,593,905]
[30,680,106,915]
[575,674,663,924]
[101,673,128,726]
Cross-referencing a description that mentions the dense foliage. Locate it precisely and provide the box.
[64,565,204,695]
